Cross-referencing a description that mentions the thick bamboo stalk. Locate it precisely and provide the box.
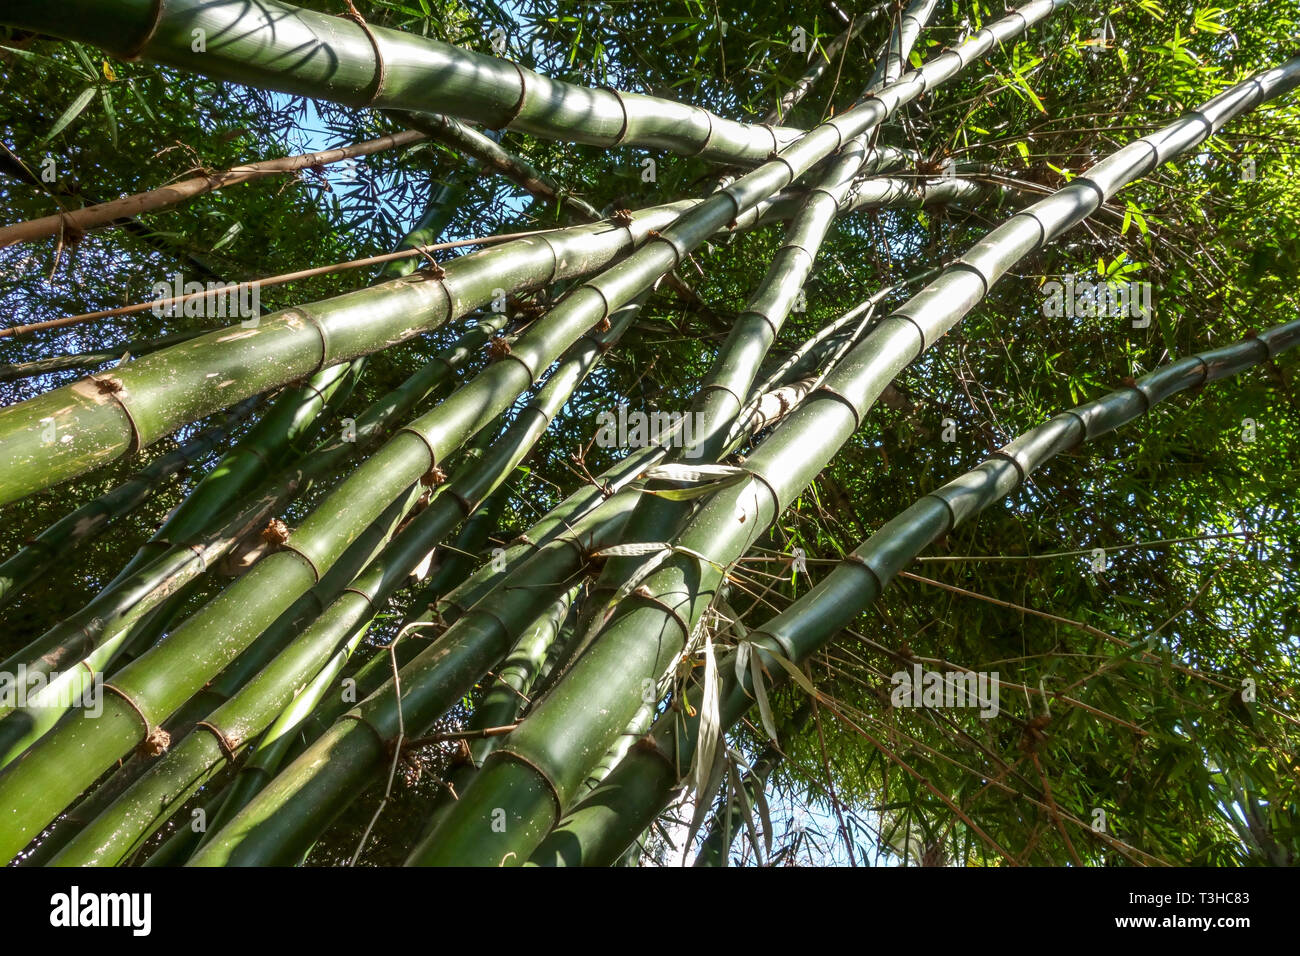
[0,313,508,774]
[0,130,426,247]
[106,359,362,590]
[0,306,509,709]
[0,395,261,608]
[184,491,640,866]
[408,52,1300,867]
[0,170,927,507]
[585,0,943,661]
[395,587,580,858]
[169,424,668,864]
[0,198,729,506]
[532,316,1300,866]
[0,0,803,166]
[2,298,641,862]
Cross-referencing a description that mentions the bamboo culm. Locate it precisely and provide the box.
[45,299,644,865]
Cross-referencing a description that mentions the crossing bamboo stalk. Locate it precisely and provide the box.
[0,130,427,248]
[530,316,1300,866]
[407,52,1300,867]
[0,194,779,506]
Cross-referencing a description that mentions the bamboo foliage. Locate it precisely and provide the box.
[530,317,1300,866]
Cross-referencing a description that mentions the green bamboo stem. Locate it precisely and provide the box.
[174,426,670,864]
[183,489,641,866]
[410,50,1300,868]
[0,395,261,608]
[403,486,510,623]
[0,456,423,775]
[398,586,579,858]
[0,0,805,167]
[0,197,726,506]
[584,0,943,649]
[0,316,510,812]
[15,298,642,864]
[0,311,510,703]
[0,130,426,248]
[532,316,1300,866]
[744,264,946,406]
[183,613,377,860]
[37,434,476,865]
[106,358,362,590]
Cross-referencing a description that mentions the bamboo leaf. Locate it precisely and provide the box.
[771,652,820,698]
[43,87,97,141]
[748,649,779,743]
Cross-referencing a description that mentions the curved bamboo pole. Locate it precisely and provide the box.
[0,0,803,166]
[530,316,1300,866]
[405,54,1300,867]
[0,130,427,248]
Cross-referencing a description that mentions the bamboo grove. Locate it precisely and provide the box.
[0,0,1296,867]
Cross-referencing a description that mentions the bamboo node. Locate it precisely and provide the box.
[610,208,634,227]
[487,336,513,361]
[1019,714,1051,752]
[1121,376,1138,388]
[421,464,448,487]
[513,297,547,319]
[594,315,612,334]
[137,727,171,758]
[260,518,290,546]
[93,376,124,395]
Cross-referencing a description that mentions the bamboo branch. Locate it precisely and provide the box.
[0,130,427,247]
